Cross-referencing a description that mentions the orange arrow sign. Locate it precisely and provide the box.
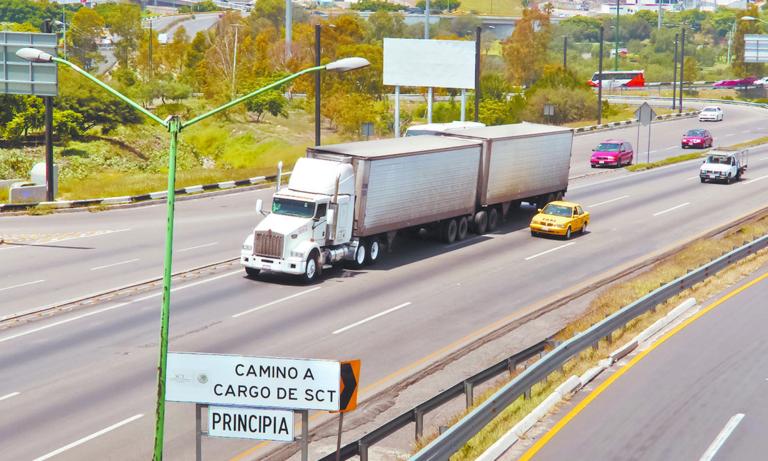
[337,360,360,413]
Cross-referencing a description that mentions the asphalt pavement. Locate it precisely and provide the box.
[2,137,768,459]
[522,267,768,461]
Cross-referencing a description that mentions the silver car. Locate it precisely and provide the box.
[698,106,723,122]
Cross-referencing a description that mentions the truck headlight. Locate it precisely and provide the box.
[290,250,304,258]
[242,244,253,251]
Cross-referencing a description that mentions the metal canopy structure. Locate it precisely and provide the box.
[0,32,58,96]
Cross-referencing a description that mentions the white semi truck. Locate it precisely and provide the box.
[241,122,573,282]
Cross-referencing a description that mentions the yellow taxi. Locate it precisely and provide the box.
[529,201,589,239]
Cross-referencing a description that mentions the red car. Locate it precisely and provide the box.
[590,140,634,168]
[681,128,713,149]
[712,77,757,88]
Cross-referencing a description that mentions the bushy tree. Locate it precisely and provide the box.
[351,0,407,12]
[244,78,289,122]
[502,8,552,86]
[69,6,105,70]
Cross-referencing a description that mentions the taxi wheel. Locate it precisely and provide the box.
[564,227,572,240]
[581,222,588,234]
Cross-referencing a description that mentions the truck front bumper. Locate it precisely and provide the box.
[241,253,306,275]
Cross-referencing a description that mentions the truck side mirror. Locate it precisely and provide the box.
[327,208,335,225]
[256,199,265,215]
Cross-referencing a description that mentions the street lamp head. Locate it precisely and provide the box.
[325,57,370,73]
[16,48,54,63]
[742,16,756,21]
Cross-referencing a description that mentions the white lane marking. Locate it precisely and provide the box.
[333,302,412,335]
[90,258,140,271]
[33,414,144,461]
[724,133,737,137]
[232,287,322,318]
[178,242,219,252]
[0,228,132,251]
[525,242,576,261]
[0,270,242,344]
[132,269,242,303]
[0,279,44,293]
[686,176,700,181]
[699,413,745,461]
[0,392,20,402]
[653,202,690,217]
[742,174,768,185]
[587,195,630,208]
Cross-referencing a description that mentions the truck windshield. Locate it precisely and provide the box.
[706,155,730,165]
[271,197,315,218]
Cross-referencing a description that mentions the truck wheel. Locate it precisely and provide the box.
[302,253,320,283]
[700,177,706,183]
[473,211,488,234]
[352,242,366,268]
[457,216,469,241]
[442,219,458,243]
[245,267,260,278]
[364,238,380,265]
[487,208,500,232]
[554,192,564,201]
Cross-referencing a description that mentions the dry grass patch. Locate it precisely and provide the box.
[411,215,768,460]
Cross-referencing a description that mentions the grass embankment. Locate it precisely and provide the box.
[413,214,768,460]
[564,106,676,128]
[627,136,768,172]
[458,0,522,16]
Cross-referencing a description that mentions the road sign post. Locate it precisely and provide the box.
[634,102,657,164]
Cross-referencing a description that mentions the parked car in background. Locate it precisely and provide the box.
[754,76,768,86]
[712,77,757,88]
[698,106,724,122]
[681,128,713,148]
[530,201,590,240]
[590,140,634,168]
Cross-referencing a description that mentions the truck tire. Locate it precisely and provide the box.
[700,177,706,183]
[487,207,500,232]
[554,192,564,201]
[352,242,366,268]
[364,238,380,265]
[245,267,260,278]
[473,211,488,235]
[457,216,469,241]
[442,219,458,243]
[302,252,320,283]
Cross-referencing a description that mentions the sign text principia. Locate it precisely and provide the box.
[208,406,294,442]
[167,353,341,411]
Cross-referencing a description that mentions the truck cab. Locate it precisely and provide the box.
[699,149,747,184]
[241,158,356,283]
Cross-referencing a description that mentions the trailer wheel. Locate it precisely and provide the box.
[442,219,459,243]
[302,252,320,283]
[555,191,564,201]
[457,216,469,241]
[245,267,260,278]
[473,211,488,234]
[487,208,500,232]
[365,238,380,265]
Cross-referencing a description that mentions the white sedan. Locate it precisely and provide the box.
[698,106,724,122]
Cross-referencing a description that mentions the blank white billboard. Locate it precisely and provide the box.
[384,38,476,89]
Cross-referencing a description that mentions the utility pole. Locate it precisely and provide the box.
[62,8,67,59]
[614,0,620,70]
[148,19,153,79]
[563,36,568,70]
[285,0,292,59]
[315,24,321,146]
[598,26,604,125]
[475,26,481,122]
[425,0,432,123]
[679,26,685,113]
[42,19,55,202]
[231,24,242,97]
[672,33,678,110]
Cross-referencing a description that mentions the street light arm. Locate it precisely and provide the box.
[50,56,168,127]
[181,64,325,129]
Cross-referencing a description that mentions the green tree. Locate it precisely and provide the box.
[69,6,105,70]
[251,0,285,29]
[351,0,407,12]
[502,8,552,85]
[368,10,406,40]
[3,96,44,139]
[53,110,86,140]
[683,56,699,81]
[415,0,460,13]
[244,78,289,122]
[97,3,141,68]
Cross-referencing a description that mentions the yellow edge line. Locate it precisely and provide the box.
[519,270,768,461]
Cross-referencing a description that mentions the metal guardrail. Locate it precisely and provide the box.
[605,94,768,109]
[411,231,768,460]
[316,341,549,461]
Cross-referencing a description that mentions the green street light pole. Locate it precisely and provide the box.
[16,47,369,461]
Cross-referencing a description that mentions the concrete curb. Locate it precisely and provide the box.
[476,297,698,461]
[0,174,282,213]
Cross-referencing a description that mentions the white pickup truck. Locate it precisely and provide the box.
[699,148,747,184]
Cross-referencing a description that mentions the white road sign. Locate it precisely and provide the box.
[166,352,341,411]
[208,406,294,442]
[383,38,476,89]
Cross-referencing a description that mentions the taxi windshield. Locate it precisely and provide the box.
[542,204,573,217]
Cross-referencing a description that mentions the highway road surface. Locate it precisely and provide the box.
[521,267,768,461]
[1,103,765,319]
[2,135,768,459]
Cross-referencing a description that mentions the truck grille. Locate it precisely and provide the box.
[253,230,283,258]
